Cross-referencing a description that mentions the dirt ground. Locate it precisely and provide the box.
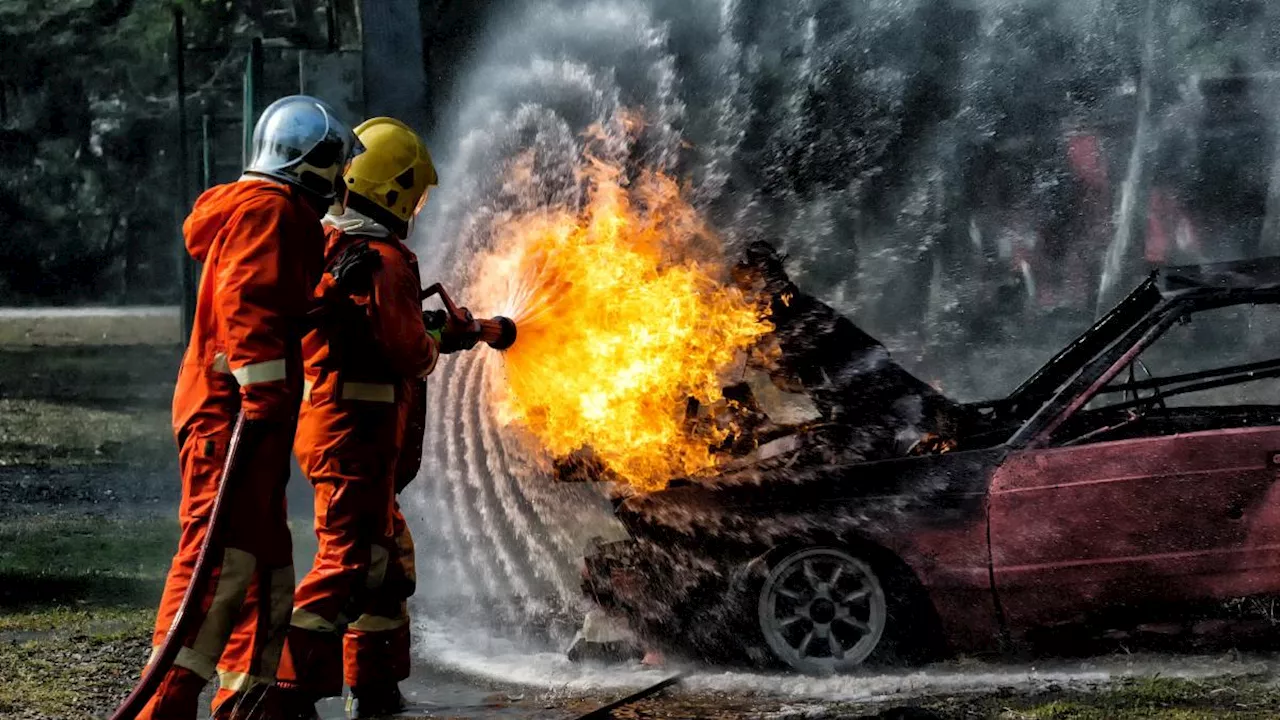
[3,309,1280,719]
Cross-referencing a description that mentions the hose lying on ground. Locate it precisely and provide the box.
[572,673,685,720]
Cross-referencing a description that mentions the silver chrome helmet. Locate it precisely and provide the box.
[246,95,364,200]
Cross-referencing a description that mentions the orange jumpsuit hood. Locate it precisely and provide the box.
[183,179,298,262]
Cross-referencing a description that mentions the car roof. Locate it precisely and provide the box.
[1157,256,1280,299]
[998,256,1280,418]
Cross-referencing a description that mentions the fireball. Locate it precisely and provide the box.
[468,152,772,492]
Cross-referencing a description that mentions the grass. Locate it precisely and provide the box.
[0,397,173,467]
[0,344,180,405]
[0,605,153,719]
[0,512,173,719]
[0,513,178,610]
[0,342,180,469]
[906,677,1280,720]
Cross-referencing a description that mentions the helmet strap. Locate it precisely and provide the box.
[347,192,409,239]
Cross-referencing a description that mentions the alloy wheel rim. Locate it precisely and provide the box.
[758,547,887,673]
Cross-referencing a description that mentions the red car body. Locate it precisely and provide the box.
[583,258,1280,670]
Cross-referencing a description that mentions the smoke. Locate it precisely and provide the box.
[403,0,1280,684]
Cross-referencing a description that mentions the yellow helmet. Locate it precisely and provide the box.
[343,117,437,229]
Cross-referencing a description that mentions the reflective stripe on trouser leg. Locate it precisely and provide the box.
[212,564,294,713]
[366,544,389,589]
[394,519,416,588]
[339,382,395,403]
[344,608,411,688]
[275,591,347,697]
[167,547,257,680]
[290,607,338,633]
[258,564,295,676]
[348,612,407,633]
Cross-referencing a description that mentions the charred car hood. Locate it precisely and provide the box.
[614,445,1007,549]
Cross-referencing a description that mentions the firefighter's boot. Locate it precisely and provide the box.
[351,683,407,718]
[275,684,321,720]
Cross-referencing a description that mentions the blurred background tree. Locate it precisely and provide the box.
[0,0,183,304]
[0,0,1275,308]
[0,0,340,306]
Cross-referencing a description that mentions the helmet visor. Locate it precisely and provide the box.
[412,187,432,219]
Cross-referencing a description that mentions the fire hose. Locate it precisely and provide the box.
[570,673,685,719]
[109,414,253,720]
[110,275,515,720]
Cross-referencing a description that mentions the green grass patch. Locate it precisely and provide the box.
[0,606,151,719]
[0,514,170,718]
[0,345,179,469]
[966,677,1280,720]
[0,397,173,467]
[0,312,180,348]
[0,513,178,610]
[0,605,152,636]
[0,345,179,406]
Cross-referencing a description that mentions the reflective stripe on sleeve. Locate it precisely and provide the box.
[231,358,287,386]
[340,382,395,403]
[212,352,232,374]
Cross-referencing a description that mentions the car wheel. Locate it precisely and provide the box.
[757,546,888,674]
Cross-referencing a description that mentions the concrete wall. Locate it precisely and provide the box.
[297,48,365,127]
[359,0,428,126]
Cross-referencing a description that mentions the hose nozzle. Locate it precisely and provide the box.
[421,282,518,352]
[478,316,517,350]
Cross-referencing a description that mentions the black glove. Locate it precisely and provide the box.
[423,308,480,354]
[328,241,381,296]
[422,309,447,333]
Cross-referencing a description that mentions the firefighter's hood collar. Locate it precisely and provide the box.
[322,207,391,239]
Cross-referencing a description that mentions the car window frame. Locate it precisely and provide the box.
[1009,293,1280,450]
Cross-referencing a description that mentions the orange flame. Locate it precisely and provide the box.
[469,152,772,492]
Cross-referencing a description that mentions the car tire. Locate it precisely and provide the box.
[755,545,918,674]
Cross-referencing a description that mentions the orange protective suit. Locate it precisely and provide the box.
[276,212,436,700]
[140,179,325,720]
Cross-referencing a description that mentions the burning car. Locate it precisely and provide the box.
[581,255,1280,674]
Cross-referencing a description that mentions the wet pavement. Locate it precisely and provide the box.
[286,649,1280,719]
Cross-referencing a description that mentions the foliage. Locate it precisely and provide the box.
[0,0,184,305]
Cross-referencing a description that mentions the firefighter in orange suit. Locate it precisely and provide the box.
[139,96,360,720]
[276,117,477,718]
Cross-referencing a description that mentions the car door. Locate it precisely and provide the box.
[988,301,1280,635]
[989,427,1280,632]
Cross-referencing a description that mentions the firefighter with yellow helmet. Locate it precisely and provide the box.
[275,117,475,718]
